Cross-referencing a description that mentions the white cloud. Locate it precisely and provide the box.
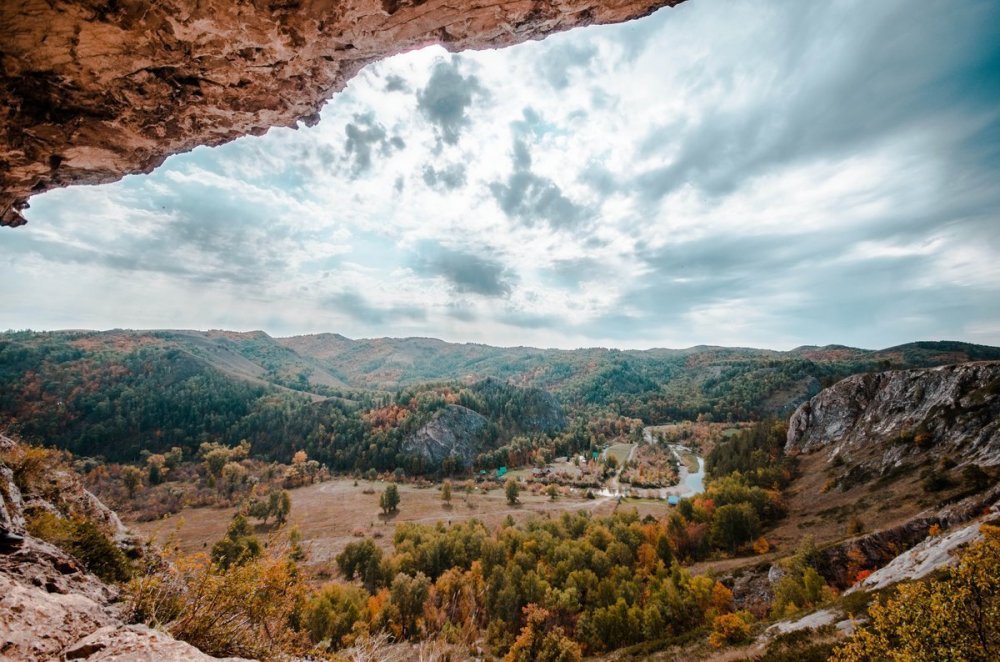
[3,0,999,350]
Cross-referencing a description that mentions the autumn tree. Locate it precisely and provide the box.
[211,514,261,570]
[303,582,368,650]
[380,483,400,514]
[507,604,582,662]
[505,477,520,505]
[121,465,144,498]
[441,480,452,505]
[390,571,430,639]
[833,524,999,661]
[710,503,761,554]
[337,538,387,593]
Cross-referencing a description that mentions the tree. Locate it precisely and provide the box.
[276,490,291,524]
[545,484,559,500]
[336,538,386,593]
[441,480,452,504]
[507,604,582,662]
[146,453,166,485]
[121,466,144,498]
[833,524,999,661]
[505,477,520,505]
[710,504,761,554]
[211,514,261,570]
[303,582,368,650]
[390,571,430,638]
[380,483,400,514]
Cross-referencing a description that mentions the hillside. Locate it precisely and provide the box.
[2,328,999,465]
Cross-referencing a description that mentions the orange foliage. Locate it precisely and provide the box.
[752,537,771,555]
[711,582,734,614]
[363,404,411,431]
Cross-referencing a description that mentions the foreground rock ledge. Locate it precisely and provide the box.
[0,0,686,227]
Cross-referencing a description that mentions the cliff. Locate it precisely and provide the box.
[1,0,686,227]
[0,434,250,661]
[402,404,490,468]
[785,362,1000,470]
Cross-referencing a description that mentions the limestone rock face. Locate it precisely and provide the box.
[785,362,1000,469]
[63,624,252,661]
[403,404,489,468]
[0,435,251,661]
[0,0,686,227]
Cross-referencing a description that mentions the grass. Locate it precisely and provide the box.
[606,443,635,465]
[677,448,701,473]
[130,477,672,575]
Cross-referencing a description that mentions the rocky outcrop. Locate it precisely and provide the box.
[1,0,687,227]
[63,624,251,661]
[815,484,1000,589]
[403,404,489,468]
[0,436,251,661]
[786,362,1000,469]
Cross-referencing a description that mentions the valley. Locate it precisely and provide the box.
[1,332,998,661]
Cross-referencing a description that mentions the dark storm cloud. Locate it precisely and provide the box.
[421,163,467,191]
[344,112,404,175]
[325,291,426,325]
[416,58,484,146]
[411,242,513,297]
[631,1,1000,204]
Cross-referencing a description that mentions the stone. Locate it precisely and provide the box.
[1,0,687,227]
[785,362,1000,469]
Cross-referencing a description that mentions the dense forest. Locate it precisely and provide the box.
[3,329,999,471]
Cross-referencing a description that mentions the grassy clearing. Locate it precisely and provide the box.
[606,443,635,465]
[130,477,672,577]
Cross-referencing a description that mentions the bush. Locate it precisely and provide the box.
[921,469,952,492]
[708,611,753,648]
[961,464,990,492]
[27,511,131,582]
[125,546,308,658]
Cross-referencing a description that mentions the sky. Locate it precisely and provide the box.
[2,0,999,350]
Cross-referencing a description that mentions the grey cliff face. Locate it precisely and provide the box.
[786,362,1000,469]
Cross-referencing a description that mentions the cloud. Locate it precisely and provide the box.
[384,74,410,93]
[421,163,467,191]
[416,58,483,146]
[489,137,590,229]
[7,0,1000,350]
[536,41,599,89]
[411,242,514,297]
[325,291,426,325]
[344,112,404,175]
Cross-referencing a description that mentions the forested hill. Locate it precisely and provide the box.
[2,329,998,463]
[278,333,1000,419]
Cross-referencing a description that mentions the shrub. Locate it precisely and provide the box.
[125,547,308,658]
[708,611,753,648]
[27,511,131,583]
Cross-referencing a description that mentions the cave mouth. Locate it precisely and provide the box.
[4,0,999,352]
